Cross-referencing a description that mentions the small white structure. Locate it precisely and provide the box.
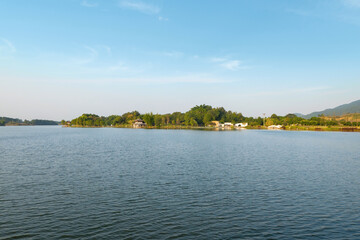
[268,125,283,130]
[224,122,233,127]
[235,123,248,128]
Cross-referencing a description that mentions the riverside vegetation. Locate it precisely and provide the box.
[65,105,360,131]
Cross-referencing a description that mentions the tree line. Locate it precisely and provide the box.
[66,105,360,128]
[0,117,59,126]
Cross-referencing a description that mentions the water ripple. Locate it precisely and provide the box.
[0,127,360,239]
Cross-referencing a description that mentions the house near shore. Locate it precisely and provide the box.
[235,123,248,128]
[133,119,147,128]
[268,125,283,130]
[209,121,220,127]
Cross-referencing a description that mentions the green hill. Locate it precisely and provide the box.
[302,99,360,119]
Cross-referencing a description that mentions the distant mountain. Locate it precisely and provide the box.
[30,119,59,125]
[0,117,59,126]
[300,99,360,119]
[293,113,306,118]
[0,117,23,124]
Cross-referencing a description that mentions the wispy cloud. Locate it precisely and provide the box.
[150,76,225,84]
[241,86,332,97]
[107,62,128,72]
[286,8,313,17]
[286,2,360,26]
[47,73,226,85]
[220,60,243,71]
[99,45,111,55]
[85,46,98,56]
[211,57,227,62]
[211,57,247,71]
[118,0,160,14]
[0,38,16,53]
[111,74,226,84]
[71,46,98,64]
[158,16,168,21]
[342,0,360,8]
[163,51,183,58]
[81,0,98,7]
[61,45,136,75]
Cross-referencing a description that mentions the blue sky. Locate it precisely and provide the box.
[1,0,360,120]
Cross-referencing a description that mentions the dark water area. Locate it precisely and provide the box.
[1,126,359,239]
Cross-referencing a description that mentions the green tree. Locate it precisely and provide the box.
[143,113,155,126]
[154,114,162,127]
[112,116,125,126]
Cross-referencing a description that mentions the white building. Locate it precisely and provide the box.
[267,125,283,130]
[235,123,248,128]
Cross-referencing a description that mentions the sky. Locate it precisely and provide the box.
[1,0,360,120]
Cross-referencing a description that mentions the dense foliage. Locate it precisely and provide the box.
[68,105,360,128]
[70,105,246,127]
[265,113,360,127]
[70,111,141,127]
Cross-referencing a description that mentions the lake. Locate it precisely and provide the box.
[1,126,359,239]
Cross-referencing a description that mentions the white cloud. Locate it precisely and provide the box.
[210,57,246,71]
[163,51,183,58]
[71,46,98,64]
[220,60,242,71]
[211,57,227,62]
[84,46,98,56]
[118,0,160,14]
[63,45,135,74]
[107,62,128,72]
[99,45,111,55]
[0,38,16,53]
[158,16,168,21]
[81,0,98,7]
[343,0,360,8]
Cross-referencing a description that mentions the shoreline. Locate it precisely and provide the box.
[2,124,359,132]
[64,125,360,132]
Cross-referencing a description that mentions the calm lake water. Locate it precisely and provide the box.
[1,126,359,239]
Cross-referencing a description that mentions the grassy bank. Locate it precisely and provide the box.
[284,125,360,132]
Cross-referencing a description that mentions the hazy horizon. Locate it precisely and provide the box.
[1,99,360,122]
[1,0,360,120]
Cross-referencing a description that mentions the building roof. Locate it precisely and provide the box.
[134,119,145,122]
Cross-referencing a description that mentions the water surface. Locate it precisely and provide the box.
[1,126,359,239]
